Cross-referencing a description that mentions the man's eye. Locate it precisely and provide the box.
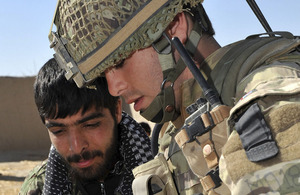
[84,122,100,128]
[51,129,64,135]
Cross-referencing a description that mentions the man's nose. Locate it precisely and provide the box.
[105,68,127,97]
[69,130,88,154]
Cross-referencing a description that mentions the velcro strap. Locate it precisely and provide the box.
[200,167,222,192]
[202,105,231,127]
[175,129,190,148]
[201,112,214,129]
[235,103,279,162]
[210,105,231,124]
[200,175,215,192]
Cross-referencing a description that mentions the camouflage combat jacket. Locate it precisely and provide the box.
[19,160,46,195]
[215,33,300,194]
[159,32,300,195]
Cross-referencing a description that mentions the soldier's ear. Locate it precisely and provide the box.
[166,12,189,44]
[115,98,122,123]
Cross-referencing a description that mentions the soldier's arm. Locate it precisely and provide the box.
[220,49,300,194]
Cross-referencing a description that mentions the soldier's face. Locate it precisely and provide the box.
[45,104,121,181]
[105,47,164,112]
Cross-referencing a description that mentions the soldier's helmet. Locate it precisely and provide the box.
[49,0,203,87]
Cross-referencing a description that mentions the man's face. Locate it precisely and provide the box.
[105,47,164,112]
[45,106,120,181]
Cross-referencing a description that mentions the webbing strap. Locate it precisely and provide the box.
[141,20,203,123]
[200,175,215,192]
[200,167,221,192]
[174,105,230,192]
[141,85,176,123]
[162,21,202,83]
[201,139,218,169]
[159,53,175,73]
[202,105,231,128]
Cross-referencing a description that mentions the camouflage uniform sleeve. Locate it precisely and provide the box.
[219,58,300,194]
[19,160,47,195]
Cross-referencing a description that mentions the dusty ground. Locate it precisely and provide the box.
[0,150,48,195]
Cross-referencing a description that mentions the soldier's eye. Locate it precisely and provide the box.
[115,59,125,69]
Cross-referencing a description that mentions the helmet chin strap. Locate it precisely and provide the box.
[141,20,203,124]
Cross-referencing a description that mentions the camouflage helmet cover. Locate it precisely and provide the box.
[51,0,203,81]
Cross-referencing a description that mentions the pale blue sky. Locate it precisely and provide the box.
[0,1,299,76]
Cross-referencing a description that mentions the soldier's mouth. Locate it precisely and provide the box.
[133,96,144,111]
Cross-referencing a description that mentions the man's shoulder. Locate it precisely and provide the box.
[19,160,47,195]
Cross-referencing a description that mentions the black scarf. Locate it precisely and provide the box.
[42,112,153,195]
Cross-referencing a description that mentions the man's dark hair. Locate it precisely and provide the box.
[34,58,119,123]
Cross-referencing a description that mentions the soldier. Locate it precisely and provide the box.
[49,0,300,194]
[19,58,153,194]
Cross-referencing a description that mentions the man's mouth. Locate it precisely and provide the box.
[68,150,103,169]
[74,159,94,168]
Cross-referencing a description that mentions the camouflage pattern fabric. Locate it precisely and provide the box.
[219,65,300,194]
[19,161,46,195]
[156,124,205,194]
[51,0,203,80]
[210,35,300,194]
[155,33,300,195]
[158,78,230,195]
